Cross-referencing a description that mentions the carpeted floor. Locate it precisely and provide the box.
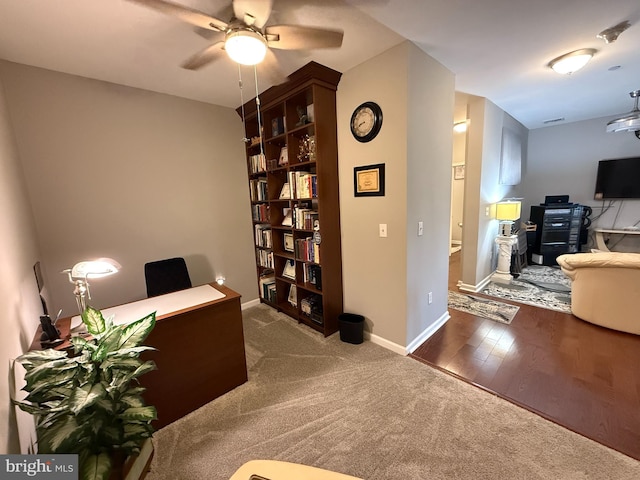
[145,304,640,480]
[481,264,572,313]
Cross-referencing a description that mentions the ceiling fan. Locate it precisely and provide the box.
[127,0,344,72]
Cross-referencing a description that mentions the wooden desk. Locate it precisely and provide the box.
[594,228,640,252]
[31,283,247,429]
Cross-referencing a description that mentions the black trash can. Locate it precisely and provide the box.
[338,313,365,344]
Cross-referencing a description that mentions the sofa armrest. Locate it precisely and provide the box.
[557,252,640,280]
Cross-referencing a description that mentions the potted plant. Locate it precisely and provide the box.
[13,306,157,480]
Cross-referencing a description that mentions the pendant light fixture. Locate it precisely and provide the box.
[548,48,596,75]
[606,90,640,139]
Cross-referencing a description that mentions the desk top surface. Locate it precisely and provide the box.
[594,228,640,235]
[70,284,226,330]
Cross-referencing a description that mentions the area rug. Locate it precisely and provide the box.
[144,304,640,480]
[448,291,519,324]
[481,264,572,313]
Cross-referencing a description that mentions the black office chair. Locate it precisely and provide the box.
[144,257,192,297]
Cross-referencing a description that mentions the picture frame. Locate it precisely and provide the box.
[453,164,465,180]
[283,232,294,252]
[354,163,385,197]
[278,146,288,166]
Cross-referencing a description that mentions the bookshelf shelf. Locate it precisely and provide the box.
[237,62,343,336]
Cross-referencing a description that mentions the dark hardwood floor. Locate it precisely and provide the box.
[410,250,640,461]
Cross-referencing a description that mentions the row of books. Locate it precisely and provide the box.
[295,237,320,264]
[254,224,272,248]
[303,264,322,290]
[256,249,274,269]
[252,203,269,222]
[249,178,268,202]
[249,153,267,173]
[259,275,276,302]
[293,207,318,230]
[288,170,317,199]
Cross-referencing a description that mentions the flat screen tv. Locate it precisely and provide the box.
[594,157,640,200]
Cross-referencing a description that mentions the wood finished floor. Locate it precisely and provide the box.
[410,250,640,461]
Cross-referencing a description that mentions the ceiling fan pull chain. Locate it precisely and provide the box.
[238,64,250,145]
[253,65,265,157]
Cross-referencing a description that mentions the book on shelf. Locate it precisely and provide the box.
[279,183,291,199]
[304,264,322,290]
[259,274,276,302]
[254,224,272,248]
[281,207,293,226]
[295,236,320,264]
[282,259,296,280]
[251,203,269,222]
[256,249,274,269]
[249,153,267,173]
[306,104,314,122]
[249,178,268,202]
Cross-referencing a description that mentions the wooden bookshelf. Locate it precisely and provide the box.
[237,62,343,336]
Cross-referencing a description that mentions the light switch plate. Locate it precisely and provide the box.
[418,221,424,236]
[379,224,388,237]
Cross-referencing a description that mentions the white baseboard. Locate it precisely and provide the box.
[406,311,450,354]
[366,310,450,356]
[457,272,492,293]
[241,298,261,310]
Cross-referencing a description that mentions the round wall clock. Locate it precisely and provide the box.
[350,101,383,143]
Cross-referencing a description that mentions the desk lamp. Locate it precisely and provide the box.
[492,200,522,284]
[62,258,121,313]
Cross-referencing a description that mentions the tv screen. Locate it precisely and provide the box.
[594,157,640,200]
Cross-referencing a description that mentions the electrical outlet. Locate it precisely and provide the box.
[379,224,388,237]
[428,292,433,304]
[485,206,490,217]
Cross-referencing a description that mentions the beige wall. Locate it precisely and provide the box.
[0,74,42,453]
[337,42,454,349]
[0,62,257,317]
[460,96,527,290]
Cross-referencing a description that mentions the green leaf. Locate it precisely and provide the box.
[71,335,97,353]
[37,415,83,452]
[92,325,123,362]
[100,357,142,372]
[118,406,157,422]
[82,307,106,336]
[69,383,107,414]
[80,453,112,480]
[106,346,156,358]
[16,349,68,367]
[118,313,156,349]
[120,361,157,386]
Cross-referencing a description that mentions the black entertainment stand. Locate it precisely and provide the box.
[528,202,585,266]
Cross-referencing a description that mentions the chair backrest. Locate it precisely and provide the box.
[144,257,192,298]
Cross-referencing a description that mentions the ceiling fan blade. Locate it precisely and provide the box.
[232,0,273,29]
[181,41,226,70]
[265,25,344,50]
[127,0,228,31]
[259,49,288,86]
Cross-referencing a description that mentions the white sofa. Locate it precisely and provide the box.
[556,252,640,335]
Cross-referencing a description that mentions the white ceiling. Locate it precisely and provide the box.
[0,0,638,130]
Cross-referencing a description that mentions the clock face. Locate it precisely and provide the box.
[350,102,382,142]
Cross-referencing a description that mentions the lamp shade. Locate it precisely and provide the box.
[225,29,267,66]
[496,200,521,221]
[69,258,121,280]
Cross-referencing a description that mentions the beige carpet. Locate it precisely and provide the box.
[145,304,640,480]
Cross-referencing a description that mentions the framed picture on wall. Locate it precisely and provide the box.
[354,163,385,197]
[453,164,465,180]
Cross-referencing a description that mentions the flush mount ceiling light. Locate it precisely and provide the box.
[548,48,597,75]
[606,90,640,139]
[225,28,268,66]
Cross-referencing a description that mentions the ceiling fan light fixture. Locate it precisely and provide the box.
[606,90,640,134]
[548,48,596,75]
[225,29,267,66]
